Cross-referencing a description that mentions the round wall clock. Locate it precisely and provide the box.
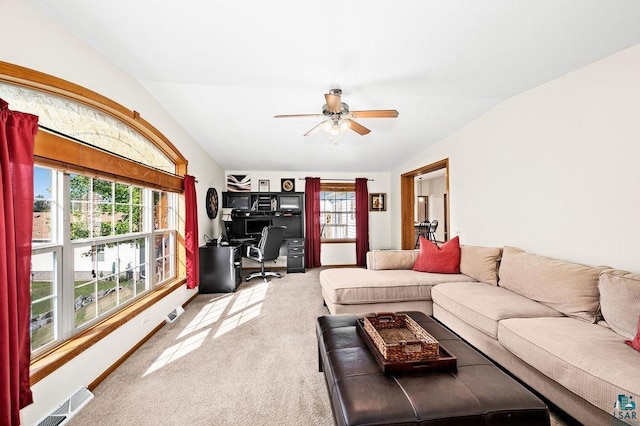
[206,187,218,219]
[281,178,295,192]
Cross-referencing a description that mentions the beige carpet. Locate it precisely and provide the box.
[68,268,577,426]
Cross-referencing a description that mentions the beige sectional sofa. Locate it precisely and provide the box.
[319,246,640,426]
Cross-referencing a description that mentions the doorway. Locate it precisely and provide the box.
[400,159,450,249]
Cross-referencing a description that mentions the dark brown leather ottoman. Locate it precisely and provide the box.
[317,312,550,426]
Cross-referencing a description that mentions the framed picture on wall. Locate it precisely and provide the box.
[369,193,386,211]
[258,179,270,192]
[281,178,295,192]
[227,174,251,192]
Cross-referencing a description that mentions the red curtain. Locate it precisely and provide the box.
[184,175,199,289]
[355,178,370,266]
[304,177,321,268]
[1,99,38,425]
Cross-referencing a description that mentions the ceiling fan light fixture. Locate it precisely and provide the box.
[324,118,349,136]
[275,88,398,138]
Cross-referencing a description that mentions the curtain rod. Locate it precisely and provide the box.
[298,178,374,181]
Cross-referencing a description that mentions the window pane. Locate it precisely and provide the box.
[115,203,130,234]
[154,232,175,284]
[70,174,90,201]
[92,245,105,262]
[114,183,129,203]
[97,277,118,316]
[70,175,91,240]
[320,191,356,240]
[75,280,97,327]
[93,179,114,237]
[74,245,98,327]
[118,238,147,300]
[96,202,114,237]
[154,191,170,230]
[132,187,144,234]
[33,167,54,244]
[31,251,56,351]
[31,299,55,351]
[115,184,131,235]
[93,178,112,201]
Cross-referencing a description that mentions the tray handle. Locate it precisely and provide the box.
[375,312,396,323]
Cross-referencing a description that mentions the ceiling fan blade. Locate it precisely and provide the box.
[346,119,370,135]
[304,121,326,137]
[274,113,325,118]
[324,93,342,113]
[351,109,399,118]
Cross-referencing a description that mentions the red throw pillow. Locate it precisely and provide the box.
[625,316,640,352]
[412,236,461,274]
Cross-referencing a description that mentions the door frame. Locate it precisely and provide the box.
[400,158,450,249]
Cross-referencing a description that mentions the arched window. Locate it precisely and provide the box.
[1,62,189,376]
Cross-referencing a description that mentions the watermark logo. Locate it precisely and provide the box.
[614,394,638,423]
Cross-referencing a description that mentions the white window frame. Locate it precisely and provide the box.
[30,168,178,357]
[320,186,357,243]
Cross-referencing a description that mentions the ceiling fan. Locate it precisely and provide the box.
[274,88,399,137]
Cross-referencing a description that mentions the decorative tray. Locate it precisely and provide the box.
[356,313,457,374]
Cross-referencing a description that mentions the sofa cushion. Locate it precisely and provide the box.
[412,236,460,274]
[498,317,640,416]
[367,250,419,270]
[319,268,476,305]
[460,245,502,286]
[598,269,640,340]
[498,247,608,322]
[432,282,563,338]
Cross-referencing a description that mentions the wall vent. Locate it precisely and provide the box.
[165,305,185,324]
[36,386,94,426]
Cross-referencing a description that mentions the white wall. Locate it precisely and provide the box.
[1,1,225,424]
[225,170,392,265]
[392,43,640,273]
[427,176,447,242]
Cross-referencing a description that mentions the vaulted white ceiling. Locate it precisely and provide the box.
[30,0,640,172]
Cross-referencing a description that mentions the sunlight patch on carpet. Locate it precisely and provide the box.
[143,328,211,376]
[177,294,233,339]
[228,281,268,315]
[143,282,269,376]
[214,303,263,339]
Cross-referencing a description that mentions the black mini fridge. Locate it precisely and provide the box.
[199,245,242,293]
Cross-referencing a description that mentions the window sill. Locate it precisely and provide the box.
[29,278,186,386]
[321,239,356,244]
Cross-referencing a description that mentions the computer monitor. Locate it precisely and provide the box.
[226,193,251,210]
[278,194,301,210]
[244,218,272,236]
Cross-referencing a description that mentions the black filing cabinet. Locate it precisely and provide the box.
[286,238,305,273]
[199,245,242,293]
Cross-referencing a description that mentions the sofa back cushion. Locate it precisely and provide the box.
[598,269,640,340]
[367,250,419,270]
[460,245,502,286]
[498,247,608,322]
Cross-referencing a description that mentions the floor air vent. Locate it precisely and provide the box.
[36,386,94,426]
[165,305,185,324]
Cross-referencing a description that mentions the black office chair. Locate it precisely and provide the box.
[415,220,430,248]
[245,225,286,282]
[427,220,438,243]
